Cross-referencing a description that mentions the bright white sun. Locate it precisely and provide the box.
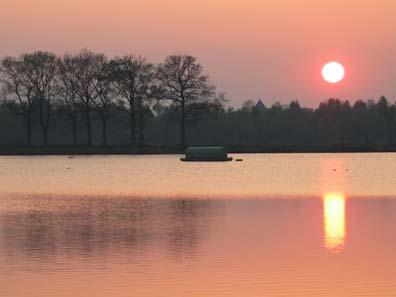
[322,62,345,83]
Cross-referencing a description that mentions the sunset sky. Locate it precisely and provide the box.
[1,0,395,107]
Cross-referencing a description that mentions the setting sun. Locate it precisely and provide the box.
[322,62,345,84]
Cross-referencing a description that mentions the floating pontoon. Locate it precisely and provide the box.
[181,147,233,162]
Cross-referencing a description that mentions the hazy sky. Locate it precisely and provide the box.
[1,0,395,107]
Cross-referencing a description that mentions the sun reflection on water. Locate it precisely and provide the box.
[323,192,346,253]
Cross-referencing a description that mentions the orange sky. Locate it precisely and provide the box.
[1,0,396,106]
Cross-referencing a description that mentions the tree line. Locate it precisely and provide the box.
[1,50,396,147]
[0,50,220,146]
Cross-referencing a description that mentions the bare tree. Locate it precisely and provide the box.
[25,52,57,145]
[136,62,155,146]
[1,55,37,145]
[109,55,154,145]
[57,55,81,145]
[94,61,113,145]
[71,50,105,145]
[156,55,216,146]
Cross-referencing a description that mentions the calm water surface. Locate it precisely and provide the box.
[1,153,396,296]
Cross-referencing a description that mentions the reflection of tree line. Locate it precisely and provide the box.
[1,50,396,148]
[1,197,224,261]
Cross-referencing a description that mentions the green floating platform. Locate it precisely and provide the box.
[181,147,233,162]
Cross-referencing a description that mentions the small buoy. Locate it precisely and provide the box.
[235,159,243,162]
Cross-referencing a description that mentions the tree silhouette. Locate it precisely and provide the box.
[58,54,81,145]
[156,55,216,146]
[70,50,106,145]
[24,52,57,145]
[109,55,154,146]
[94,60,113,145]
[1,54,38,145]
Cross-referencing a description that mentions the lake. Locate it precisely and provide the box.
[1,153,396,296]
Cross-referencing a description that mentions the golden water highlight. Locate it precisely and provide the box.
[323,192,346,253]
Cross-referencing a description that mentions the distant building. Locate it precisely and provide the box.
[254,99,266,112]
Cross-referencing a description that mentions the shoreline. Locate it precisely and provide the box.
[1,144,396,155]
